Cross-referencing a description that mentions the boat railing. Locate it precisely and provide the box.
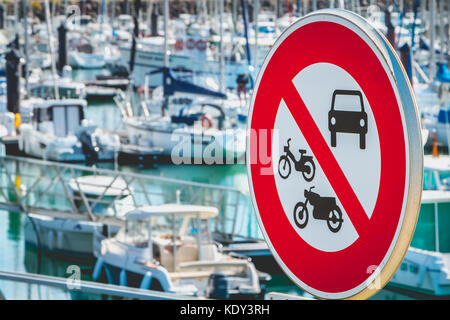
[0,155,258,241]
[113,90,132,118]
[0,270,201,300]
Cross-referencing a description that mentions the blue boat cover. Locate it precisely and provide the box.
[437,63,450,83]
[419,37,448,58]
[438,109,450,123]
[148,67,227,99]
[171,113,202,126]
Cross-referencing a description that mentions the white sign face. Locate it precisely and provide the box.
[247,10,423,299]
[273,62,381,252]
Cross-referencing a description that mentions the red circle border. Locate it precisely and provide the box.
[248,21,407,294]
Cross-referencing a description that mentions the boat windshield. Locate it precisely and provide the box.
[122,215,213,246]
[31,85,82,100]
[123,220,149,247]
[410,200,450,253]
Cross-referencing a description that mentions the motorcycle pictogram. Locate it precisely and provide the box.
[293,187,343,233]
[278,138,316,182]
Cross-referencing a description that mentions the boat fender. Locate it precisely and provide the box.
[201,114,213,129]
[92,258,104,281]
[119,269,128,287]
[139,272,153,289]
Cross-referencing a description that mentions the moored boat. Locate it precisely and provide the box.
[19,99,120,162]
[92,204,270,299]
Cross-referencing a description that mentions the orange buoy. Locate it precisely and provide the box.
[432,132,438,157]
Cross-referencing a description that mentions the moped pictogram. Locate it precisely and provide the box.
[278,138,315,182]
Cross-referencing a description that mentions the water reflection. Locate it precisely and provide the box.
[7,211,21,241]
[24,247,101,300]
[0,209,421,300]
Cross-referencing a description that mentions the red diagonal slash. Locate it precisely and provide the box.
[283,82,371,236]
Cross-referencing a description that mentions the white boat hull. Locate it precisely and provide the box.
[19,127,119,162]
[124,118,246,163]
[24,213,119,260]
[69,52,105,69]
[119,46,248,89]
[387,247,450,297]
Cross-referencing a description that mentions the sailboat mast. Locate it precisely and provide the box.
[52,0,57,19]
[241,0,252,66]
[22,0,30,97]
[219,0,225,92]
[100,0,106,26]
[232,0,237,33]
[447,0,450,54]
[112,0,116,24]
[420,0,426,28]
[429,0,436,82]
[438,0,445,63]
[163,0,169,68]
[254,0,259,70]
[44,0,60,100]
[147,0,153,36]
[14,0,18,29]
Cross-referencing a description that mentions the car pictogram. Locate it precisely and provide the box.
[328,89,368,149]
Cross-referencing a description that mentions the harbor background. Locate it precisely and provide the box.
[0,0,448,300]
[0,63,417,301]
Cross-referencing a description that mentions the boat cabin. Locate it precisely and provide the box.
[32,99,87,137]
[171,103,226,130]
[96,204,263,298]
[68,175,133,217]
[413,156,450,254]
[79,15,93,27]
[116,15,134,31]
[118,204,219,272]
[30,81,86,100]
[410,191,450,254]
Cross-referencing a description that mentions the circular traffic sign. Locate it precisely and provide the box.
[247,9,423,299]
